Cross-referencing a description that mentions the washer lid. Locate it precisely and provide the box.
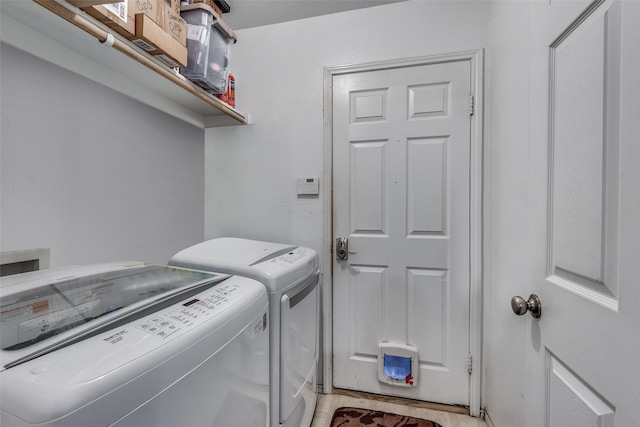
[0,262,224,370]
[169,238,318,292]
[175,237,297,266]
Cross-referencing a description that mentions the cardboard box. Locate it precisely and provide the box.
[81,0,185,61]
[170,0,181,15]
[132,14,187,67]
[81,1,135,38]
[67,0,121,7]
[129,0,167,28]
[129,0,186,46]
[166,0,187,45]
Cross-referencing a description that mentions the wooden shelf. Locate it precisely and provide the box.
[0,0,247,128]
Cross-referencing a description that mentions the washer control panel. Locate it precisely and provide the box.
[135,281,241,340]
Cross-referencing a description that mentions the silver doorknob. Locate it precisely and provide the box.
[511,294,542,318]
[335,237,356,261]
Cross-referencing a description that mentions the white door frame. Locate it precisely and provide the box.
[321,50,484,417]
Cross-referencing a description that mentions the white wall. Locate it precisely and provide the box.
[482,2,531,426]
[0,43,205,267]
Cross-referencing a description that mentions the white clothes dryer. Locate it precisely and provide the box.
[170,238,320,427]
[0,262,270,427]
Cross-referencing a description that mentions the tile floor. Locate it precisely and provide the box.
[310,391,487,427]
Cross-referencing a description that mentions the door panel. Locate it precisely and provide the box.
[407,138,447,235]
[332,60,472,405]
[551,3,609,284]
[524,0,640,425]
[407,268,446,364]
[350,141,386,234]
[547,355,615,426]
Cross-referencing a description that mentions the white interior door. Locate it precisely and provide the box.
[331,58,473,405]
[523,0,640,425]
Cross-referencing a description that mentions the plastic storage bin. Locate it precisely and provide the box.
[180,3,235,93]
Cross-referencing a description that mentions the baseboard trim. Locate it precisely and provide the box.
[483,410,495,427]
[332,388,470,416]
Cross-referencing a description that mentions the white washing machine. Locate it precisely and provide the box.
[0,262,270,427]
[170,238,320,427]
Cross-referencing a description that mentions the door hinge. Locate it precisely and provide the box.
[467,353,473,375]
[469,95,475,116]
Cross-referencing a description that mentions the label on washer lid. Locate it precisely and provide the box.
[275,248,307,264]
[103,330,128,345]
